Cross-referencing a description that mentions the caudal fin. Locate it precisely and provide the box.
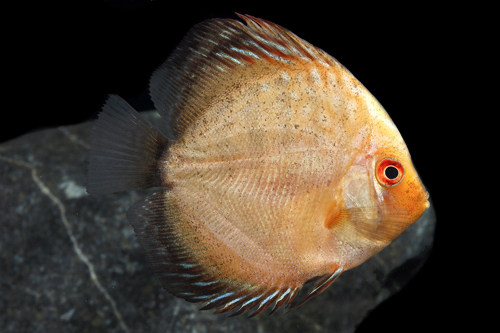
[87,95,170,195]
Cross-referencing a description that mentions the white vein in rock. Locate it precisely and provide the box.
[0,155,129,332]
[59,127,91,150]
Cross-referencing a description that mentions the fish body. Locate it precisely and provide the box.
[88,14,429,317]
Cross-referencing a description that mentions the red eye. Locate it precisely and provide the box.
[376,158,405,187]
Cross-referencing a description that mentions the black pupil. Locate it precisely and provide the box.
[385,166,399,180]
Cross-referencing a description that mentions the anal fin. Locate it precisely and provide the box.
[285,267,343,314]
[127,189,306,317]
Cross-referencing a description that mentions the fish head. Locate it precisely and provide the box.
[367,108,430,235]
[329,111,429,269]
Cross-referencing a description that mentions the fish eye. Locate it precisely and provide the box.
[376,158,404,187]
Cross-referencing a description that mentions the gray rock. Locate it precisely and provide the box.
[0,111,436,332]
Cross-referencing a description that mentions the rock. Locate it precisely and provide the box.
[0,111,436,332]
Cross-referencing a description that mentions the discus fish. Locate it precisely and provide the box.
[87,14,429,317]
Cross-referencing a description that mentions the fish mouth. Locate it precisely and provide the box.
[423,191,430,209]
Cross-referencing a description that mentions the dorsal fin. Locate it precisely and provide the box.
[149,14,337,140]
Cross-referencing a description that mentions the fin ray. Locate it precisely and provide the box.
[149,14,336,139]
[87,95,169,195]
[285,267,343,314]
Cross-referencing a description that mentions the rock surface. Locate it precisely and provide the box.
[0,111,436,332]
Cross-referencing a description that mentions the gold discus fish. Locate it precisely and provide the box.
[87,14,429,317]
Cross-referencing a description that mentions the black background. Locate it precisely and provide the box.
[4,1,476,332]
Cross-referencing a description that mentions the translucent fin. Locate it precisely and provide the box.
[268,288,295,315]
[87,95,170,195]
[149,14,336,140]
[285,267,343,314]
[331,206,414,245]
[247,289,281,318]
